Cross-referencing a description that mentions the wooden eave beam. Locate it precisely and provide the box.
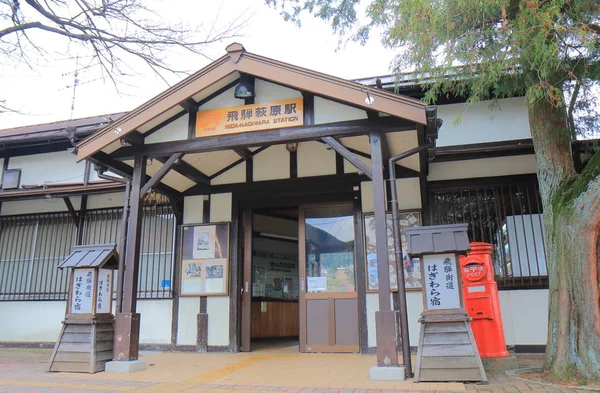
[322,136,373,179]
[109,118,414,160]
[157,156,210,186]
[141,153,183,196]
[233,147,253,160]
[89,152,182,199]
[180,98,198,113]
[122,131,145,146]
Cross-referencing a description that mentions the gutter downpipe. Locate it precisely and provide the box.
[95,166,131,314]
[389,105,440,378]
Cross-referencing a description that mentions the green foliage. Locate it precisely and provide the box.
[267,0,600,136]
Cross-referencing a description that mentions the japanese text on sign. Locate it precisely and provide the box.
[96,269,112,313]
[71,269,95,313]
[423,254,461,310]
[196,98,304,138]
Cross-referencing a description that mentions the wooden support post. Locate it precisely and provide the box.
[113,146,146,362]
[63,197,79,226]
[76,195,88,245]
[197,196,211,352]
[370,130,399,367]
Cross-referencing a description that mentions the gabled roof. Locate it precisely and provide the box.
[58,244,119,269]
[75,43,428,162]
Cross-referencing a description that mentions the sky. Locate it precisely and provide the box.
[1,0,396,130]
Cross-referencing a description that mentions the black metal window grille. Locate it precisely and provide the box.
[0,204,175,300]
[428,175,548,289]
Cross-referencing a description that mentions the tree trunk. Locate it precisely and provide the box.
[529,95,600,381]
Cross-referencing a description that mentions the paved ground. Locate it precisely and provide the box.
[0,348,594,393]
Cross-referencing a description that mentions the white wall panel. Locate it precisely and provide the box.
[253,145,290,181]
[177,297,200,345]
[87,192,125,209]
[184,195,205,224]
[255,79,302,103]
[198,86,240,110]
[9,151,85,186]
[437,97,531,147]
[499,289,548,345]
[297,141,336,177]
[207,296,230,346]
[145,113,189,144]
[210,193,232,222]
[212,162,246,185]
[361,178,421,213]
[428,155,537,181]
[0,301,65,341]
[137,300,172,343]
[1,197,80,215]
[314,97,368,124]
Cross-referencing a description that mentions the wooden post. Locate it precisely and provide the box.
[113,146,146,362]
[370,130,399,367]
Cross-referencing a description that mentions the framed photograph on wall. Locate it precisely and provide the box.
[364,210,422,292]
[180,222,230,296]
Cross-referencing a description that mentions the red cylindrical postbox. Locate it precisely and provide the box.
[459,242,510,358]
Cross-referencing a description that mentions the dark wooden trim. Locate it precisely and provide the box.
[62,197,79,225]
[353,191,369,354]
[229,194,241,352]
[180,98,198,113]
[322,136,373,179]
[233,148,253,160]
[90,152,182,199]
[335,153,344,175]
[318,139,370,160]
[513,345,545,353]
[290,150,298,178]
[246,156,253,183]
[141,153,183,196]
[111,118,415,160]
[165,157,210,186]
[186,173,366,197]
[417,125,430,225]
[241,208,252,352]
[187,110,197,140]
[196,195,211,352]
[144,111,188,139]
[210,157,245,180]
[428,173,538,191]
[0,141,74,159]
[76,195,87,245]
[2,156,8,173]
[433,139,534,162]
[202,196,211,223]
[302,91,315,126]
[123,131,145,146]
[171,213,183,345]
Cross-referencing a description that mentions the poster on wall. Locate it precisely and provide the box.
[180,223,230,296]
[364,211,422,292]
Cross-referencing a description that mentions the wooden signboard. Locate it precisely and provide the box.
[196,98,304,138]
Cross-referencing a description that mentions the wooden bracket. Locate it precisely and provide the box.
[140,153,183,197]
[63,197,79,225]
[322,136,373,179]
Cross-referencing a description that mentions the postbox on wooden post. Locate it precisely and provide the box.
[404,224,487,383]
[47,244,118,374]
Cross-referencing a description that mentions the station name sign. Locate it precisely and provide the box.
[195,98,304,138]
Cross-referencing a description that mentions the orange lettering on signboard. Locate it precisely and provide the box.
[195,98,304,138]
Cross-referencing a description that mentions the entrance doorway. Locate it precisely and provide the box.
[240,202,359,353]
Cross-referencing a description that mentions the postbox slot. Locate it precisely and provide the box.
[466,296,493,319]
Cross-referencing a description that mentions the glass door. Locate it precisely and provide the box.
[298,203,359,353]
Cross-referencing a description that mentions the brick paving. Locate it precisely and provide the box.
[0,348,595,393]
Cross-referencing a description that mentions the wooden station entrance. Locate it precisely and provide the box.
[74,43,440,372]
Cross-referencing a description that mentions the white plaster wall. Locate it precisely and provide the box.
[177,296,200,345]
[428,155,537,181]
[361,178,421,213]
[437,97,531,147]
[87,192,126,209]
[314,97,368,124]
[145,113,189,144]
[137,300,172,343]
[183,195,205,224]
[8,151,85,186]
[207,296,230,346]
[366,289,549,349]
[212,161,246,185]
[199,86,240,110]
[1,197,81,215]
[499,289,548,345]
[297,141,336,177]
[253,145,290,181]
[0,301,65,341]
[254,79,302,103]
[210,193,232,222]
